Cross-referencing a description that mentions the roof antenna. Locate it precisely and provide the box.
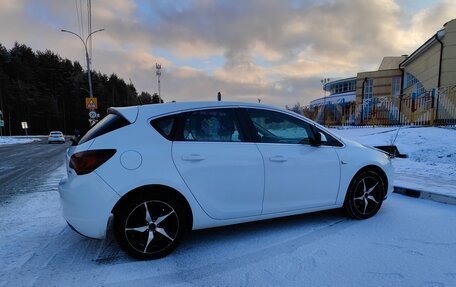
[391,126,401,146]
[130,78,143,105]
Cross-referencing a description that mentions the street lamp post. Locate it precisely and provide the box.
[61,28,104,99]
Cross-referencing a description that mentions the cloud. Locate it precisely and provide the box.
[0,0,455,106]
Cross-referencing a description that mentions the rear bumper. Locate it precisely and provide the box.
[58,172,120,239]
[49,138,65,143]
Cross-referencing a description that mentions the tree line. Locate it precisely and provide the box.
[0,42,157,136]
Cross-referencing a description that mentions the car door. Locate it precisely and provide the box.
[172,108,265,220]
[244,108,341,214]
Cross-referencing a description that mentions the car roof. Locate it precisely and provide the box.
[50,131,63,134]
[109,101,289,123]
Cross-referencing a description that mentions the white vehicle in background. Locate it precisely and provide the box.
[48,131,65,144]
[58,102,394,260]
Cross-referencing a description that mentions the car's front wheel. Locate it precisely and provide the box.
[114,192,187,260]
[344,170,385,219]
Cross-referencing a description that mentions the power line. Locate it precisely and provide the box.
[74,0,81,36]
[87,0,92,61]
[79,0,85,39]
[75,0,84,62]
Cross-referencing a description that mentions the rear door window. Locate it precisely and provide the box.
[177,108,244,142]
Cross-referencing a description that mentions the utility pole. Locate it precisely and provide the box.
[156,63,162,101]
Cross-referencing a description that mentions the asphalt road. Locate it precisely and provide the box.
[0,138,70,202]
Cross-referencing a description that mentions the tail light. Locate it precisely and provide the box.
[69,149,116,175]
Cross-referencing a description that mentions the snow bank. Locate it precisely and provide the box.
[330,126,456,196]
[0,136,41,145]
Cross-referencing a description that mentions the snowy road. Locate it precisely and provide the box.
[0,164,455,286]
[0,139,70,202]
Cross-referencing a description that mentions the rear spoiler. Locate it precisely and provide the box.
[107,106,139,124]
[373,145,408,158]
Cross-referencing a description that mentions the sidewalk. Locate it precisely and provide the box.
[393,173,456,205]
[394,173,456,197]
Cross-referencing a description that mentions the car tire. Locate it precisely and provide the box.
[344,170,385,220]
[114,191,188,260]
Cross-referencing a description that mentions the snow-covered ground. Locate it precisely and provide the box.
[0,136,42,145]
[330,126,456,197]
[1,164,456,286]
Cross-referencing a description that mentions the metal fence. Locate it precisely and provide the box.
[303,85,456,126]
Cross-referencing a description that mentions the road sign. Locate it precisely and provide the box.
[85,97,98,109]
[21,122,28,129]
[89,111,97,119]
[0,120,4,127]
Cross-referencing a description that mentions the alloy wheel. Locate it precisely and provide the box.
[352,176,381,216]
[124,200,179,254]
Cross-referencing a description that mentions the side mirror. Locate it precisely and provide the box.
[312,129,321,144]
[319,132,328,144]
[309,126,327,146]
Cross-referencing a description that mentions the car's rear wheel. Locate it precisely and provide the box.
[344,170,385,219]
[114,192,187,260]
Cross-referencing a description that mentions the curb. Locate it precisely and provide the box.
[393,186,456,205]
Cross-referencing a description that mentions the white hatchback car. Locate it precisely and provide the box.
[48,131,65,144]
[59,102,393,259]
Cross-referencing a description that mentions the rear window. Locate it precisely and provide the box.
[78,114,130,144]
[50,132,62,135]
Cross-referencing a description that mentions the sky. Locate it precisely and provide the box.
[1,0,455,107]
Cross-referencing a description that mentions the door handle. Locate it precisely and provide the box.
[269,155,287,162]
[182,154,205,161]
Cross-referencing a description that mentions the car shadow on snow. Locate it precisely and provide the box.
[94,208,347,265]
